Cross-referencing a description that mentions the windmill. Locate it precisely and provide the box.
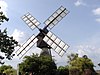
[16,6,70,59]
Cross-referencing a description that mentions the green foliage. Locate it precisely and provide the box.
[0,65,12,73]
[0,10,18,64]
[0,65,17,75]
[19,53,57,75]
[3,68,17,75]
[19,53,97,75]
[0,10,9,25]
[68,53,95,74]
[57,66,69,75]
[0,29,19,64]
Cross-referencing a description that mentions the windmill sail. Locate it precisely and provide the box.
[44,6,69,30]
[22,12,40,30]
[16,34,38,58]
[43,31,69,56]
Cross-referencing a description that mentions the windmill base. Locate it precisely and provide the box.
[40,48,51,57]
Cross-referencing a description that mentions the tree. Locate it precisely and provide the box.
[0,7,9,25]
[0,29,19,64]
[0,65,12,73]
[0,65,17,75]
[0,8,18,64]
[19,53,57,75]
[67,53,78,63]
[3,68,17,75]
[67,53,96,75]
[57,66,69,75]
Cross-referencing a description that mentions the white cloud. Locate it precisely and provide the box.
[74,0,81,6]
[74,0,86,7]
[92,8,100,23]
[0,52,5,59]
[0,0,8,16]
[76,45,98,56]
[96,18,100,23]
[93,8,100,16]
[11,29,25,43]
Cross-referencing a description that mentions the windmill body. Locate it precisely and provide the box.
[37,28,51,56]
[16,6,70,59]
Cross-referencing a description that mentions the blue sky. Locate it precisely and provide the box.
[0,0,100,70]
